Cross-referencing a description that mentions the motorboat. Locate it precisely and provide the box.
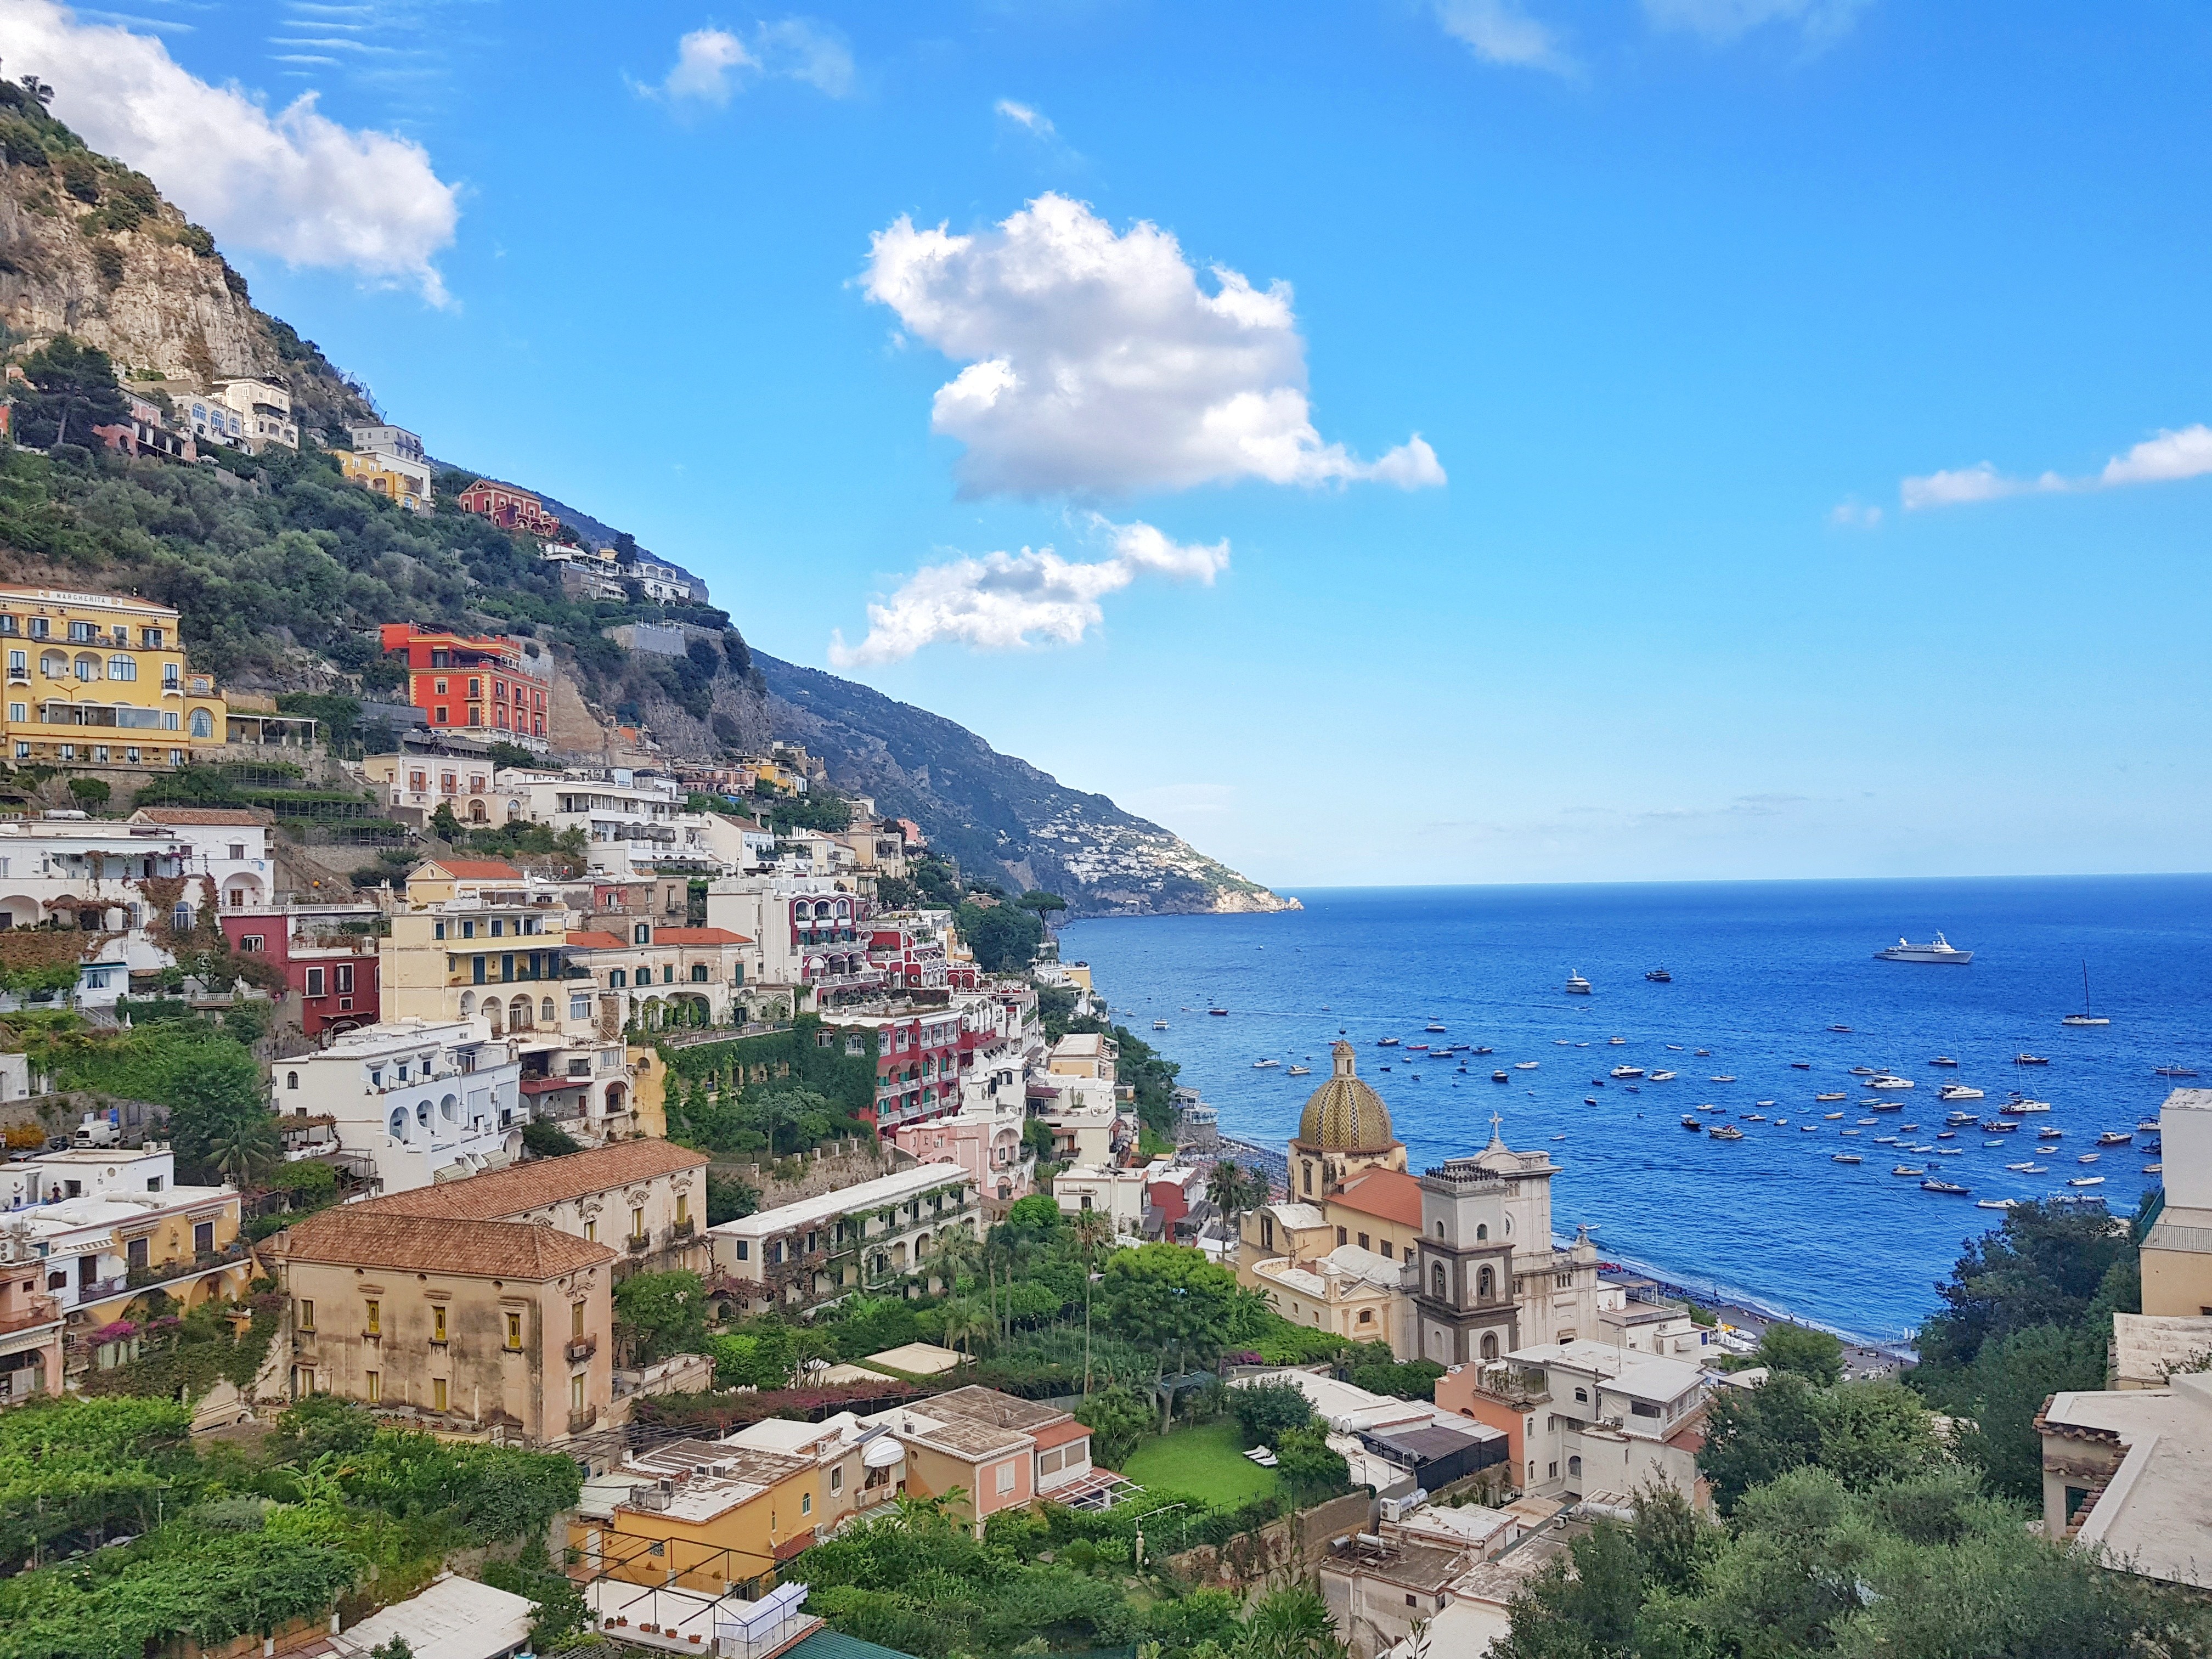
[1378,1037,1400,1047]
[1850,1066,1877,1075]
[2077,1153,2100,1165]
[1426,1021,1448,1032]
[1474,1046,1495,1056]
[2062,963,2109,1027]
[1153,1019,1170,1030]
[1937,1084,1983,1101]
[2002,1098,2051,1114]
[1757,1098,1777,1107]
[1833,1153,1863,1164]
[1609,1036,1627,1046]
[1611,1065,1645,1079]
[1830,1024,1852,1033]
[1892,1164,1926,1176]
[1408,1043,1429,1051]
[1585,1096,1599,1105]
[2068,1175,2106,1187]
[1565,972,1593,995]
[1745,1113,1767,1122]
[1790,1060,1811,1070]
[2155,1065,2199,1078]
[1874,1135,1898,1144]
[2014,1054,2050,1066]
[1514,1060,1540,1071]
[1695,1048,1713,1057]
[1875,933,1973,964]
[1936,1131,1957,1140]
[1589,1078,1607,1087]
[1709,1125,1745,1141]
[1857,1117,1878,1125]
[1252,1058,1281,1069]
[2096,1131,2134,1147]
[1650,1070,1677,1081]
[1824,1111,1844,1120]
[1646,967,1672,982]
[1492,1071,1510,1082]
[1681,1114,1704,1130]
[1867,1100,1903,1113]
[2004,1161,2039,1172]
[1869,1076,1914,1091]
[1977,1199,2019,1210]
[1555,1039,1572,1046]
[1208,1007,1229,1017]
[1801,1124,1818,1132]
[1937,1148,1964,1156]
[1816,1092,1848,1102]
[1666,1044,1684,1051]
[2019,1163,2049,1173]
[2140,1119,2163,1133]
[1710,1075,1737,1083]
[1841,1129,1861,1136]
[1922,1180,1971,1195]
[1286,1065,1311,1076]
[1929,1056,1960,1067]
[2145,1163,2164,1175]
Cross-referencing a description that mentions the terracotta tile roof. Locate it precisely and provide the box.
[1031,1417,1091,1451]
[131,808,272,826]
[360,1139,709,1222]
[564,930,627,950]
[652,928,751,945]
[280,1208,612,1279]
[1330,1167,1423,1228]
[421,860,526,880]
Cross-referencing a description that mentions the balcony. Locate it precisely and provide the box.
[0,1298,61,1339]
[626,1234,651,1255]
[565,1335,598,1363]
[568,1405,599,1435]
[671,1218,696,1240]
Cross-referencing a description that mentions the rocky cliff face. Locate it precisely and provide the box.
[0,96,369,432]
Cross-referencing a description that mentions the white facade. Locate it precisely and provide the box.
[1493,1339,1711,1503]
[273,1018,525,1196]
[348,424,425,465]
[0,1147,237,1314]
[1051,1164,1148,1235]
[707,1161,978,1308]
[210,377,297,451]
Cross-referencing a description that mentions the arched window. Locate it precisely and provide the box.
[107,654,135,681]
[171,902,193,931]
[388,1107,409,1140]
[189,709,213,738]
[609,969,627,989]
[459,991,475,1015]
[416,1101,431,1127]
[1432,1264,1448,1299]
[1479,1265,1496,1300]
[1435,1220,1446,1237]
[38,651,64,678]
[540,996,555,1025]
[73,653,99,681]
[441,1093,459,1122]
[285,1071,298,1090]
[1301,1161,1313,1196]
[1568,1455,1582,1479]
[1476,1223,1488,1240]
[509,994,532,1030]
[1481,1332,1499,1362]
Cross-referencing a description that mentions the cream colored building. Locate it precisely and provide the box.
[276,1206,615,1444]
[2142,1088,2212,1317]
[1251,1244,1412,1352]
[708,1161,978,1312]
[362,752,528,828]
[0,586,230,772]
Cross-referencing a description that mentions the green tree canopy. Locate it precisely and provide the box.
[612,1270,709,1365]
[1755,1322,1845,1386]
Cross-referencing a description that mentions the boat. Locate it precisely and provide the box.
[1790,1060,1811,1070]
[1824,1111,1844,1120]
[2062,963,2109,1027]
[1585,1096,1599,1105]
[1937,1148,1963,1156]
[2140,1119,2163,1132]
[1408,1043,1429,1051]
[1554,1039,1572,1046]
[2014,1054,2050,1066]
[2019,1163,2049,1173]
[2068,1175,2106,1187]
[1801,1124,1818,1131]
[1589,1078,1607,1087]
[1977,1199,2019,1211]
[1867,1100,1903,1113]
[2145,1163,2164,1175]
[1874,1135,1898,1144]
[2036,1127,2064,1138]
[1378,1037,1400,1047]
[1694,1048,1712,1057]
[1708,1125,1745,1141]
[1286,1065,1311,1076]
[1426,1021,1447,1032]
[1252,1058,1281,1069]
[1745,1113,1767,1122]
[1922,1180,1971,1195]
[1153,1019,1170,1030]
[1611,1065,1645,1079]
[1646,967,1672,982]
[1876,933,1973,964]
[1650,1070,1677,1081]
[1830,1024,1852,1033]
[1666,1044,1684,1051]
[1474,1046,1495,1056]
[2003,1098,2051,1114]
[2155,1065,2199,1078]
[1492,1071,1510,1082]
[1609,1035,1627,1046]
[1816,1092,1848,1102]
[1930,1056,1960,1067]
[1710,1075,1737,1083]
[1937,1131,1957,1140]
[2004,1161,2039,1172]
[1869,1076,1914,1091]
[1981,1120,2019,1133]
[2096,1131,2134,1147]
[1514,1060,1540,1071]
[1937,1084,1983,1101]
[2077,1153,2100,1164]
[1841,1128,1860,1136]
[1208,1007,1229,1017]
[1849,1065,1877,1076]
[1833,1154,1863,1164]
[1892,1164,1926,1176]
[1565,972,1593,995]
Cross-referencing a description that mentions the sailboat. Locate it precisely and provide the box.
[2061,961,2109,1027]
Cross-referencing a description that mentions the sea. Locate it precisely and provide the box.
[1060,876,2212,1347]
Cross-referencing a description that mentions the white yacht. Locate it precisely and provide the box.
[1154,1019,1170,1030]
[1867,1075,1914,1091]
[2062,962,2110,1026]
[1252,1058,1280,1069]
[1937,1084,1984,1101]
[1565,972,1593,995]
[1875,933,1973,964]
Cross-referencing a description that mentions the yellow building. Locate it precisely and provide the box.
[337,448,433,515]
[573,1438,820,1596]
[0,586,229,771]
[380,859,575,1037]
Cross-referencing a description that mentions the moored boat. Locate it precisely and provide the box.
[1646,967,1672,982]
[1876,933,1973,964]
[1565,972,1593,995]
[1833,1153,1863,1164]
[1922,1180,1971,1195]
[1709,1125,1744,1141]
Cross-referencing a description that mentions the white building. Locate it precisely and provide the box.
[1051,1164,1148,1235]
[210,377,297,452]
[182,392,245,449]
[347,424,425,465]
[707,1161,978,1311]
[628,560,695,602]
[503,769,686,877]
[0,1146,240,1316]
[1484,1339,1713,1504]
[272,1019,525,1196]
[706,877,889,1001]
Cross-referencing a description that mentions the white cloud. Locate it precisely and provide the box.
[1641,0,1871,44]
[994,98,1054,137]
[654,18,852,104]
[827,515,1229,666]
[0,0,459,302]
[1434,0,1576,74]
[1900,424,2212,510]
[861,193,1446,498]
[1829,500,1882,528]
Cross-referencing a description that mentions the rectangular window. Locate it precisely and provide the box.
[996,1460,1016,1494]
[572,1302,585,1338]
[364,1299,380,1335]
[584,1220,596,1243]
[570,993,591,1020]
[571,1373,585,1411]
[305,967,325,997]
[335,963,353,994]
[675,1194,689,1226]
[800,1491,811,1516]
[432,1378,447,1412]
[366,1370,382,1403]
[6,704,20,723]
[435,921,445,940]
[830,1466,843,1494]
[630,1206,645,1240]
[734,1240,750,1261]
[506,1312,523,1348]
[432,1305,447,1342]
[193,1221,214,1254]
[297,1298,315,1331]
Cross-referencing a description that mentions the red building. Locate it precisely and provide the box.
[455,478,565,539]
[379,622,548,742]
[220,906,381,1037]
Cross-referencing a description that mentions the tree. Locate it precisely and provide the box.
[706,1172,759,1226]
[1069,1207,1115,1390]
[955,899,1046,973]
[1700,1374,1938,1514]
[1272,1423,1350,1499]
[1915,1199,2138,1385]
[520,1118,580,1158]
[1231,1378,1315,1447]
[1014,890,1068,916]
[1099,1244,1242,1429]
[13,335,129,448]
[938,1297,994,1358]
[1235,1585,1348,1659]
[1207,1158,1263,1231]
[612,1270,708,1365]
[65,777,109,808]
[1952,1321,2108,1502]
[429,802,462,841]
[1756,1322,1844,1386]
[1073,1384,1153,1468]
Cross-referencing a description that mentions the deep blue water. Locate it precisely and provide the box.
[1062,877,2212,1345]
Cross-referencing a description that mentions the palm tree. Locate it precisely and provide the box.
[926,1226,981,1297]
[1237,1586,1347,1659]
[939,1297,992,1358]
[207,1110,278,1189]
[1069,1208,1115,1393]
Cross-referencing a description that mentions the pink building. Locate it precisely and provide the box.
[893,1106,1032,1209]
[0,1265,64,1407]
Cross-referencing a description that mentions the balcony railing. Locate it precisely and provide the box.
[121,1239,251,1291]
[626,1234,651,1255]
[568,1406,599,1434]
[671,1218,696,1239]
[565,1335,598,1363]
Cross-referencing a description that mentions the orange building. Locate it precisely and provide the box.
[456,479,565,540]
[379,622,548,742]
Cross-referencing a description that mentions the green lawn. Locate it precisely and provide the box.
[1119,1419,1280,1506]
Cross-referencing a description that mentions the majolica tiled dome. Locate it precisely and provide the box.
[1296,1041,1396,1153]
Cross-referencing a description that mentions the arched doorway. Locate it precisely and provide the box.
[508,994,532,1030]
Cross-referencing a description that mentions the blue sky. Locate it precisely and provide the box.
[9,1,2211,888]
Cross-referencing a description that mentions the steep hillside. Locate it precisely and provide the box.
[757,652,1294,916]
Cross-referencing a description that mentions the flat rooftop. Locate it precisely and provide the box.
[709,1161,970,1239]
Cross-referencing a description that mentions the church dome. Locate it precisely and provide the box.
[1296,1041,1396,1154]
